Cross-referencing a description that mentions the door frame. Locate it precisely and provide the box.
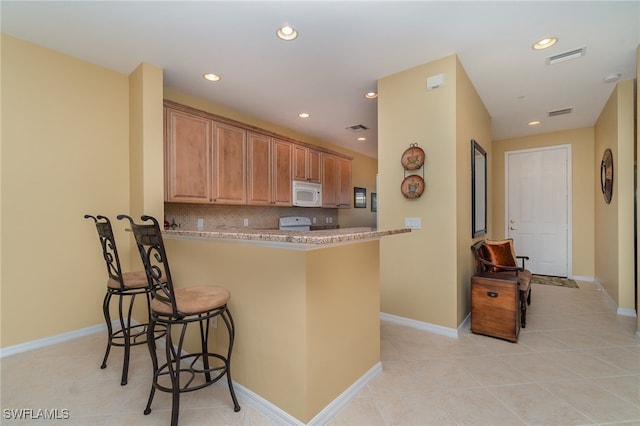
[504,144,573,277]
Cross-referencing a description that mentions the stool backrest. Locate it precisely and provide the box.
[85,214,126,290]
[118,214,179,318]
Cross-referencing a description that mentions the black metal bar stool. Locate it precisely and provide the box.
[118,214,240,426]
[84,214,164,385]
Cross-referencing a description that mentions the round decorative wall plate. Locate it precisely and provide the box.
[401,144,425,170]
[400,175,425,199]
[600,148,614,204]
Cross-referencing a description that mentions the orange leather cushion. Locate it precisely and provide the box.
[482,239,517,272]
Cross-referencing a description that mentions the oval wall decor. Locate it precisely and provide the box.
[400,175,425,199]
[400,143,425,170]
[600,148,614,204]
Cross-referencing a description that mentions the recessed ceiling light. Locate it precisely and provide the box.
[532,37,558,50]
[603,73,621,83]
[528,120,541,126]
[298,112,310,118]
[203,73,221,82]
[364,91,378,99]
[357,137,366,141]
[277,25,298,41]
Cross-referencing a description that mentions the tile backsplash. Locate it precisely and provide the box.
[164,203,338,230]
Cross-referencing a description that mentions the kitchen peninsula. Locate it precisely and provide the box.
[161,226,410,424]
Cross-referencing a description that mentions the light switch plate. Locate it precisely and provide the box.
[405,217,421,229]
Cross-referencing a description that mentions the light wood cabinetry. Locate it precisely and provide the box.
[165,108,212,203]
[248,133,292,206]
[247,132,272,205]
[272,139,293,205]
[164,107,246,204]
[212,122,247,204]
[337,157,352,208]
[164,101,351,208]
[321,154,352,208]
[293,144,321,183]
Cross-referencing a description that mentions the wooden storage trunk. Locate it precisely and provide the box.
[471,272,520,342]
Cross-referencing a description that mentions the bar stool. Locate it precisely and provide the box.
[84,214,164,385]
[118,214,240,426]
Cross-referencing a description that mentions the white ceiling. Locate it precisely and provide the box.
[2,1,638,158]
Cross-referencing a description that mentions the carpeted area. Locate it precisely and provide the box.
[531,274,579,288]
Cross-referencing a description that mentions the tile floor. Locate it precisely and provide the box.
[2,280,639,425]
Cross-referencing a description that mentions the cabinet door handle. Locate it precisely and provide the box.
[487,291,499,298]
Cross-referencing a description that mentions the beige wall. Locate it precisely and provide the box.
[594,80,635,310]
[637,45,639,333]
[1,35,132,346]
[493,128,596,277]
[378,54,490,329]
[1,35,165,348]
[163,89,378,229]
[454,57,492,325]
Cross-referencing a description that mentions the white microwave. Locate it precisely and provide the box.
[292,181,322,207]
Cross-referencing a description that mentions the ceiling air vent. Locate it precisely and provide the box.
[546,47,586,65]
[346,124,369,132]
[548,107,573,117]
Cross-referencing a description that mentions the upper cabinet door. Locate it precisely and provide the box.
[321,154,338,208]
[247,132,272,205]
[165,108,212,203]
[212,122,247,204]
[293,144,321,183]
[272,139,293,205]
[337,157,352,208]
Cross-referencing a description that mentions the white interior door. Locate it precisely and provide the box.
[506,146,570,277]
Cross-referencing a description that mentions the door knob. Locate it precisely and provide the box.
[510,220,516,224]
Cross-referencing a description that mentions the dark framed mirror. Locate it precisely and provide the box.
[471,140,487,237]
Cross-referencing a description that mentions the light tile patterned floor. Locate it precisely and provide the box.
[2,280,639,425]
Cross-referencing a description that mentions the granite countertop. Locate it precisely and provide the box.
[163,227,411,246]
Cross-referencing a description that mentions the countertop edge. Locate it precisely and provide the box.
[162,227,411,249]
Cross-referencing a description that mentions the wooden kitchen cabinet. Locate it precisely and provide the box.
[165,101,350,208]
[293,144,321,183]
[165,108,212,203]
[248,132,292,206]
[272,139,293,205]
[337,157,352,208]
[212,122,247,204]
[321,153,352,208]
[165,106,246,204]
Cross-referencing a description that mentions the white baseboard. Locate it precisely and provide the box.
[234,362,382,426]
[617,307,638,318]
[570,275,594,282]
[380,312,459,339]
[0,322,107,359]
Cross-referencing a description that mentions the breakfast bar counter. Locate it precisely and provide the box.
[163,226,410,248]
[159,226,410,424]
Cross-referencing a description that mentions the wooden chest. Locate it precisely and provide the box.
[471,273,520,342]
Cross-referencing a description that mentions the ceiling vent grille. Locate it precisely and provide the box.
[346,124,369,132]
[548,107,573,117]
[546,47,586,65]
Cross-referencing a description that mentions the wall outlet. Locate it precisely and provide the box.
[243,218,249,227]
[329,217,333,224]
[312,217,317,224]
[405,217,421,229]
[197,218,204,229]
[326,217,329,224]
